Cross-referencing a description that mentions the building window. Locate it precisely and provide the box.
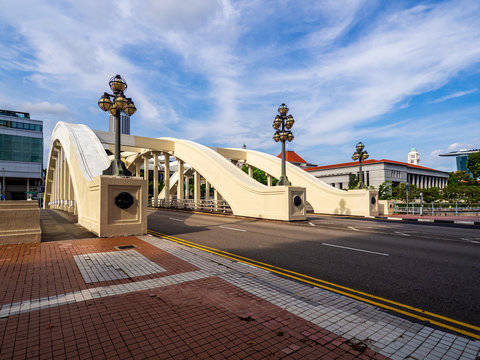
[338,182,343,189]
[0,119,42,132]
[0,134,43,163]
[366,171,370,186]
[330,183,336,188]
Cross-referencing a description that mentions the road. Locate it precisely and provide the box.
[147,208,480,331]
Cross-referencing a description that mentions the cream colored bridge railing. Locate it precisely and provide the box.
[44,122,147,237]
[216,148,378,217]
[45,121,374,238]
[93,130,306,221]
[152,145,378,217]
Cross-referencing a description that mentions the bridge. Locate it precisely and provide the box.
[44,122,378,237]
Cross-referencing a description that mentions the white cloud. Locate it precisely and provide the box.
[0,0,480,169]
[432,88,478,103]
[447,142,475,152]
[21,101,69,117]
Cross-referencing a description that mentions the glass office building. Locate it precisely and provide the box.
[0,109,43,200]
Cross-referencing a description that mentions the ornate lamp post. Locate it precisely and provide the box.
[272,103,295,186]
[98,74,137,176]
[352,142,369,189]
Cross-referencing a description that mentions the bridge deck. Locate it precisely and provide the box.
[40,209,96,241]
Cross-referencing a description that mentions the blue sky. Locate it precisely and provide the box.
[0,0,479,171]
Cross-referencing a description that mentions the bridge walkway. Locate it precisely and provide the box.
[40,209,96,241]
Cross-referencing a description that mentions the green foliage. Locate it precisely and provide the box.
[467,151,480,179]
[392,183,419,202]
[348,173,359,189]
[378,181,393,200]
[148,179,164,194]
[448,171,473,186]
[242,165,278,186]
[420,187,441,203]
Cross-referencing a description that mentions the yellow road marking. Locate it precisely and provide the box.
[147,229,480,339]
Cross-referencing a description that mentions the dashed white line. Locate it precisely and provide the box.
[394,231,411,237]
[462,238,480,244]
[322,243,389,256]
[348,226,359,231]
[454,221,475,225]
[219,225,246,232]
[309,222,316,227]
[169,218,184,222]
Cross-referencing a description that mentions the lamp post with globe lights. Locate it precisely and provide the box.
[352,142,369,189]
[98,74,137,176]
[272,103,295,186]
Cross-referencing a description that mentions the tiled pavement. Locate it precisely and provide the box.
[0,236,479,359]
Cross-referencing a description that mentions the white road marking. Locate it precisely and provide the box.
[462,238,480,244]
[454,221,475,225]
[169,218,184,222]
[322,243,389,256]
[309,222,316,227]
[219,225,246,232]
[348,226,359,231]
[394,231,411,237]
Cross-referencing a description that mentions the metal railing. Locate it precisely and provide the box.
[149,198,232,213]
[394,202,480,216]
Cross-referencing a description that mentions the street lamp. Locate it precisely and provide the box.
[272,103,295,186]
[98,74,137,176]
[352,142,369,189]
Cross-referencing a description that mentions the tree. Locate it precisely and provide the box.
[392,183,418,202]
[467,151,480,179]
[242,166,278,186]
[448,171,473,186]
[378,181,393,200]
[348,173,359,189]
[420,187,441,203]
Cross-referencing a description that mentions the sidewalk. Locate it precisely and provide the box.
[0,234,479,359]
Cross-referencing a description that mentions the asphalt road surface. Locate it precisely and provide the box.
[147,208,480,329]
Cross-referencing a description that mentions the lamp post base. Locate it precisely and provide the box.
[103,160,132,177]
[277,175,291,186]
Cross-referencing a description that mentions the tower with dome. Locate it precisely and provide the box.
[408,146,420,165]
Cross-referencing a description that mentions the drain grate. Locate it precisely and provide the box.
[115,244,137,250]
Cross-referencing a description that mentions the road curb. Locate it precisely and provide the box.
[381,216,480,227]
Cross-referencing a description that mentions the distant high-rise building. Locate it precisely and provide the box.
[439,148,479,174]
[408,146,420,165]
[109,112,130,135]
[0,109,43,200]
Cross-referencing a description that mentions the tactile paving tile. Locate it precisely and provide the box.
[74,249,166,283]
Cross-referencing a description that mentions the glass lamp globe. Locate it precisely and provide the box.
[278,103,289,116]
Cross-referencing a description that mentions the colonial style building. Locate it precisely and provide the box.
[304,159,449,190]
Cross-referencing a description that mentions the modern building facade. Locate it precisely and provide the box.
[0,109,43,200]
[439,149,479,174]
[304,159,449,190]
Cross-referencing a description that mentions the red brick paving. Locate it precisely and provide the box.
[0,237,389,359]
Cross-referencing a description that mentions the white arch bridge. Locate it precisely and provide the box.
[45,122,378,237]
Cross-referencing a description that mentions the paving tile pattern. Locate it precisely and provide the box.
[141,235,480,360]
[0,237,388,359]
[0,234,478,359]
[74,249,166,283]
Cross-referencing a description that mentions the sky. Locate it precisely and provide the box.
[0,0,479,172]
